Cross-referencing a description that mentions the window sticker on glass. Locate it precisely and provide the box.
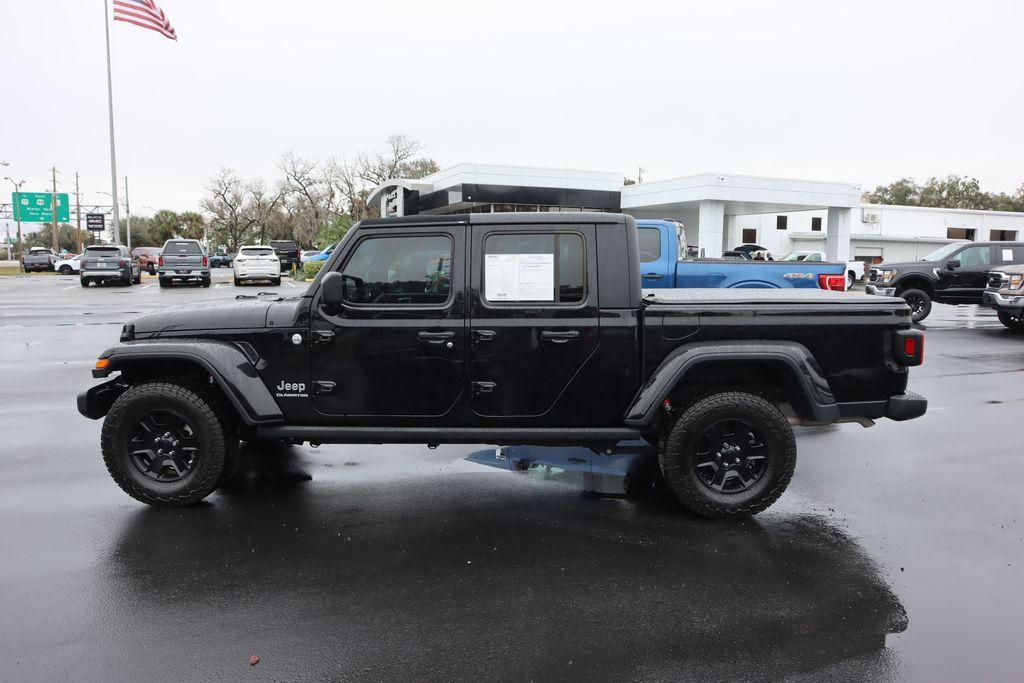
[1002,249,1013,262]
[485,253,555,301]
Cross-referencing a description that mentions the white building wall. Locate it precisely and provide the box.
[730,204,1024,264]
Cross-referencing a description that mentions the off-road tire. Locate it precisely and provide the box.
[997,311,1024,333]
[900,288,932,323]
[158,277,170,288]
[80,277,89,287]
[659,391,796,519]
[101,381,228,506]
[201,278,211,287]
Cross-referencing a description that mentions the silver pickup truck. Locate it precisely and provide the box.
[984,266,1024,332]
[157,239,210,288]
[22,247,56,272]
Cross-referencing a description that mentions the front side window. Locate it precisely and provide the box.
[957,245,990,268]
[340,235,452,306]
[483,233,584,304]
[637,228,662,263]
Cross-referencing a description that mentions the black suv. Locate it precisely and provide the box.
[865,241,1024,322]
[270,240,301,271]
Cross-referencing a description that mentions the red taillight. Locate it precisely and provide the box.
[818,274,847,291]
[904,337,916,356]
[119,258,128,267]
[202,255,208,267]
[158,255,164,266]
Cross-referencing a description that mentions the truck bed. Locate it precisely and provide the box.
[643,288,903,307]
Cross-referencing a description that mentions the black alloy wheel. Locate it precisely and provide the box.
[900,288,932,323]
[693,420,768,494]
[127,410,200,482]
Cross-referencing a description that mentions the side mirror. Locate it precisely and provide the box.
[946,258,960,270]
[321,271,346,308]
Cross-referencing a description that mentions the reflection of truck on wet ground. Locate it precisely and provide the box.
[22,247,57,272]
[636,220,848,290]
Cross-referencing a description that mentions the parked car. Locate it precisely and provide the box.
[638,220,847,290]
[304,242,337,263]
[300,250,322,263]
[983,266,1024,332]
[865,241,1024,322]
[209,249,234,268]
[55,254,81,275]
[78,212,926,517]
[781,250,865,287]
[22,247,57,272]
[131,247,162,275]
[80,245,141,287]
[269,239,302,271]
[233,245,281,286]
[729,243,769,259]
[157,239,210,288]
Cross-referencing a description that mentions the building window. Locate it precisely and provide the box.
[741,228,757,244]
[776,215,788,230]
[811,217,822,231]
[990,229,1018,241]
[947,228,976,240]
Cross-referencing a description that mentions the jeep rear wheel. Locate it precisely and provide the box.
[900,288,932,323]
[101,382,228,506]
[997,311,1024,333]
[659,391,796,519]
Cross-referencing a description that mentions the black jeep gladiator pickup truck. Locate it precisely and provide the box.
[78,213,926,518]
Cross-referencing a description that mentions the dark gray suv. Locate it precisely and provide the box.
[80,245,141,287]
[157,239,211,288]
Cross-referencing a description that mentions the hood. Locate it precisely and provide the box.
[873,261,935,272]
[128,298,275,337]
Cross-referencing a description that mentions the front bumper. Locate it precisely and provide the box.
[865,284,896,297]
[983,290,1024,312]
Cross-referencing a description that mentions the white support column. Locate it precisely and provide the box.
[825,207,853,261]
[697,200,725,258]
[724,214,737,252]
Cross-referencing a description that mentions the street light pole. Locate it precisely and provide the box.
[4,176,25,269]
[49,166,60,253]
[123,175,132,251]
[75,172,83,253]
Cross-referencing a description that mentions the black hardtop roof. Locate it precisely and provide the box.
[358,211,632,229]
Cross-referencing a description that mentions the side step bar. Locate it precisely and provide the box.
[254,426,644,446]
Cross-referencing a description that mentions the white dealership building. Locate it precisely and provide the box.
[368,163,1024,268]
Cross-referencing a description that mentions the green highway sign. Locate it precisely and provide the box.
[12,192,70,223]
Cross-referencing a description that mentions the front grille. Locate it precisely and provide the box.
[987,272,1006,290]
[868,268,880,283]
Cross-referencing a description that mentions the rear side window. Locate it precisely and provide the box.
[165,241,202,255]
[997,246,1024,263]
[637,228,662,263]
[483,232,585,304]
[340,235,452,305]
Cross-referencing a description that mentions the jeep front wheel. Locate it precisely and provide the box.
[659,391,796,519]
[100,382,228,506]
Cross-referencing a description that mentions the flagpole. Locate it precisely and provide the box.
[102,0,122,244]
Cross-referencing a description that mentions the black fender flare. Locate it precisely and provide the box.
[78,340,284,425]
[623,340,840,426]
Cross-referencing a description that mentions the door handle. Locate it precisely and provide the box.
[473,329,496,343]
[540,330,580,343]
[311,330,335,347]
[643,273,664,279]
[417,331,456,343]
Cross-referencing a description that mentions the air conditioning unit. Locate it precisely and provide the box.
[861,210,881,224]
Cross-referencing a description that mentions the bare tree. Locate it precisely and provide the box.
[201,168,255,252]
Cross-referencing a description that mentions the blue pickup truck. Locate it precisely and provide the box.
[637,219,848,290]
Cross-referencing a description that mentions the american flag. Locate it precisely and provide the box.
[113,0,177,41]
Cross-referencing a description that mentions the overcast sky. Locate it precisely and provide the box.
[2,0,1022,228]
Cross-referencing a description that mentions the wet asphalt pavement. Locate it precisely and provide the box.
[1,273,1022,681]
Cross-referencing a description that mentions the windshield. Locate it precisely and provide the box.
[921,242,965,262]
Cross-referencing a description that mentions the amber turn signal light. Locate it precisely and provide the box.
[94,358,110,370]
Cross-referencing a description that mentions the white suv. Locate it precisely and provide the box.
[233,245,281,286]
